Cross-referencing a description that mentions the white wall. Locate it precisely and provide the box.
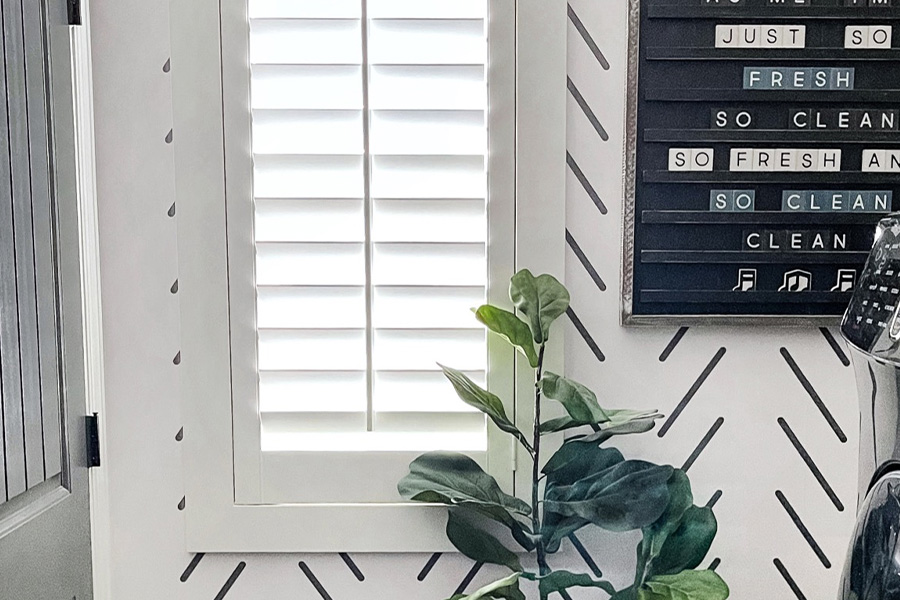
[92,0,860,598]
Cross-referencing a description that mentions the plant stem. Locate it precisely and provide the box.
[532,343,549,577]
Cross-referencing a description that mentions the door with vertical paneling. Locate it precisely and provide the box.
[0,0,93,598]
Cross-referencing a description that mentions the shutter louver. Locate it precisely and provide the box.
[249,0,489,453]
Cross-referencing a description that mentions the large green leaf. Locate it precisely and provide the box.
[637,570,729,600]
[449,585,525,600]
[571,409,663,443]
[541,372,609,424]
[539,416,586,435]
[547,408,662,439]
[650,506,718,577]
[447,573,524,600]
[541,512,590,553]
[524,570,617,597]
[446,510,523,571]
[440,365,533,452]
[398,452,531,516]
[541,444,625,551]
[543,443,624,487]
[509,269,570,344]
[488,581,526,600]
[637,470,693,579]
[475,305,539,367]
[468,504,535,552]
[544,460,673,532]
[541,409,661,436]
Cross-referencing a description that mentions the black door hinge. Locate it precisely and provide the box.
[85,413,101,468]
[67,0,82,26]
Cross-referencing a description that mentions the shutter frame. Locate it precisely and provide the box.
[171,0,567,552]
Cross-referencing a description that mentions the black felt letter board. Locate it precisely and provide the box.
[623,0,900,324]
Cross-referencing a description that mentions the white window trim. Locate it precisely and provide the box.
[170,0,566,553]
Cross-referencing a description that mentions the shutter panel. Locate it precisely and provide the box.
[249,1,489,455]
[0,0,62,504]
[250,1,368,443]
[368,6,487,448]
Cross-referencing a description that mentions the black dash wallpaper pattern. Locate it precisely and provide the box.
[92,0,859,598]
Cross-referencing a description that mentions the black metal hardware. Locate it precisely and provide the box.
[67,0,81,26]
[85,413,100,468]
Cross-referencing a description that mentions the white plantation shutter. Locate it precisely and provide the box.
[173,0,565,550]
[247,0,491,464]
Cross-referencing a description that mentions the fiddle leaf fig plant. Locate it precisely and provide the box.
[398,270,729,600]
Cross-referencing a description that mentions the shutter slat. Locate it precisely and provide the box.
[254,155,363,198]
[260,371,367,412]
[369,20,485,65]
[374,371,483,412]
[257,243,365,286]
[258,287,366,328]
[251,20,362,65]
[259,329,367,371]
[256,199,364,242]
[373,286,484,328]
[373,329,486,371]
[373,199,485,243]
[371,155,485,198]
[253,110,363,155]
[250,0,361,19]
[263,412,367,434]
[370,110,485,155]
[368,0,486,19]
[373,242,485,286]
[261,431,486,452]
[369,66,485,110]
[252,65,362,110]
[373,412,485,434]
[261,412,489,434]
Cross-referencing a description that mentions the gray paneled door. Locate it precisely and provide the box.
[0,0,93,598]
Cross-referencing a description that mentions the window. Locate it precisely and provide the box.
[227,0,511,506]
[172,0,565,552]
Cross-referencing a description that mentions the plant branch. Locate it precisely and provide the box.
[516,431,536,457]
[532,343,549,577]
